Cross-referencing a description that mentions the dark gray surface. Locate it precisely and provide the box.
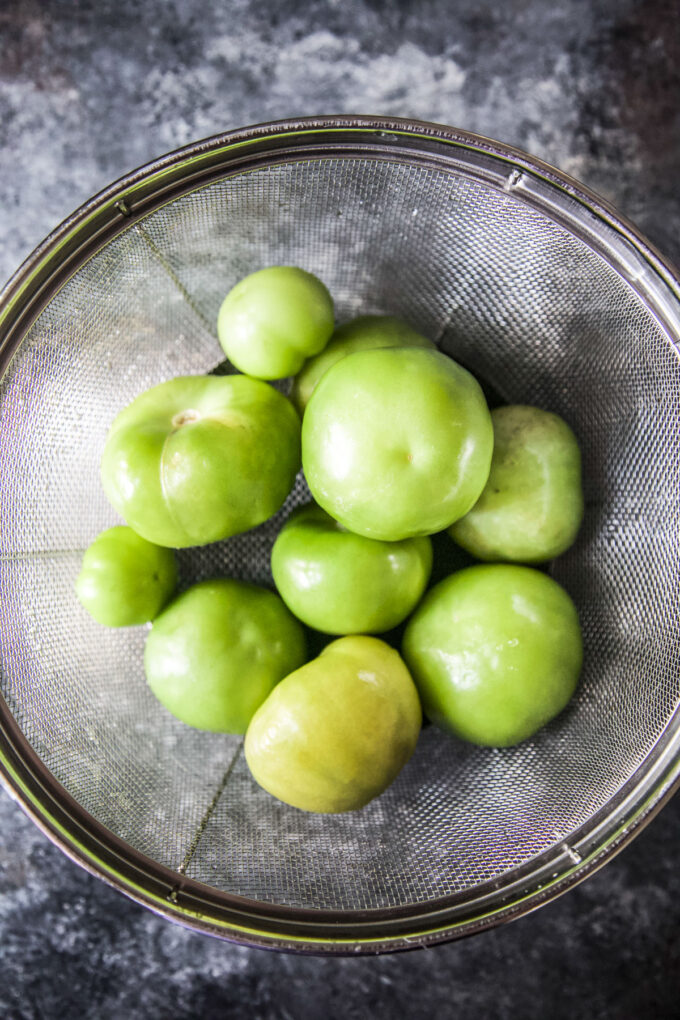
[1,0,679,1017]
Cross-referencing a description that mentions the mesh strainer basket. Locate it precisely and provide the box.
[1,116,679,954]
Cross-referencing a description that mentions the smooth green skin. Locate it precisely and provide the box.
[217,266,334,379]
[402,564,582,747]
[144,579,307,734]
[291,314,435,413]
[75,526,177,627]
[101,375,301,548]
[302,347,494,541]
[449,405,584,563]
[244,635,422,813]
[271,503,433,634]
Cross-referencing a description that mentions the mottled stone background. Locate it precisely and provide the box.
[1,1,679,1017]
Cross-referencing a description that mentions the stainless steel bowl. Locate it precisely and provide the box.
[1,116,679,953]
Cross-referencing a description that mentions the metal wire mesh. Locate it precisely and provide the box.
[1,154,679,912]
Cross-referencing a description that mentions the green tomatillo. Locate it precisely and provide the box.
[301,346,494,541]
[244,635,422,813]
[291,314,435,413]
[144,578,307,733]
[217,266,334,379]
[100,374,301,548]
[75,526,177,627]
[449,405,583,563]
[402,564,582,747]
[271,502,432,634]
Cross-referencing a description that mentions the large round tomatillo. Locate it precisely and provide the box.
[301,347,493,540]
[402,564,582,747]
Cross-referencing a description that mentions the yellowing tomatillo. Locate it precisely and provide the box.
[245,636,422,813]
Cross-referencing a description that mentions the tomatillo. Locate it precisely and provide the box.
[101,374,301,548]
[244,635,422,813]
[402,564,582,747]
[144,579,307,733]
[449,405,583,563]
[271,502,432,634]
[302,346,493,540]
[217,266,334,379]
[291,314,435,413]
[75,526,177,626]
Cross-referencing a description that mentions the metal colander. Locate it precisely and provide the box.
[1,117,679,954]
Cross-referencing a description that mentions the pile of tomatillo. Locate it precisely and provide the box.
[76,267,584,814]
